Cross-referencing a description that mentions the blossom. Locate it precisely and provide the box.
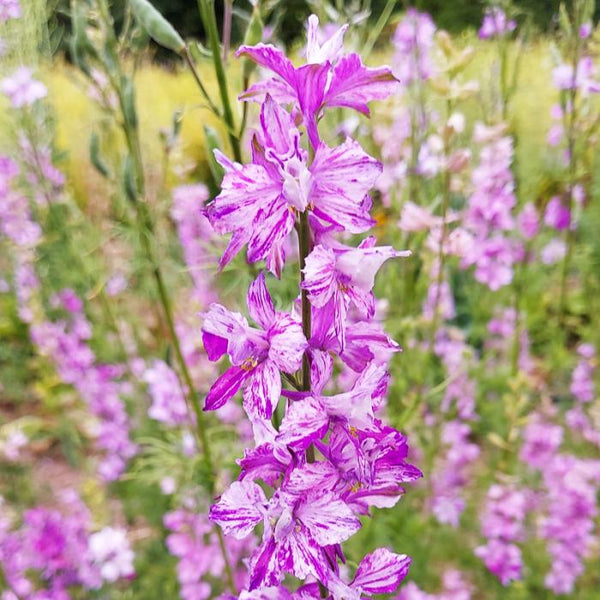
[540,239,566,264]
[431,420,479,526]
[1,67,47,108]
[570,343,595,403]
[171,183,218,304]
[237,15,398,148]
[202,272,307,419]
[0,0,20,22]
[392,9,436,83]
[544,196,571,230]
[88,527,134,583]
[474,540,522,585]
[552,57,600,94]
[165,508,253,599]
[30,292,136,481]
[479,8,516,39]
[516,202,539,239]
[210,478,360,589]
[143,360,189,426]
[302,238,409,348]
[205,97,381,275]
[327,548,412,598]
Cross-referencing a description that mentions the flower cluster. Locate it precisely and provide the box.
[0,0,20,21]
[0,156,41,247]
[520,417,600,594]
[430,420,479,527]
[171,183,220,304]
[31,290,137,480]
[392,9,436,85]
[202,16,421,597]
[0,491,134,598]
[165,508,253,600]
[474,485,530,585]
[478,7,516,40]
[1,66,47,108]
[566,343,600,447]
[461,124,519,291]
[397,570,472,600]
[143,359,190,427]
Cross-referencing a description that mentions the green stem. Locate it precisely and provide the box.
[427,101,453,354]
[363,0,397,58]
[96,2,237,586]
[197,0,242,162]
[298,210,312,392]
[22,113,132,367]
[559,2,583,319]
[183,46,221,117]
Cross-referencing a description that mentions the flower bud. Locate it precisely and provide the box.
[130,0,185,54]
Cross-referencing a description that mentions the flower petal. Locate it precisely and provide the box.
[237,44,296,86]
[238,443,291,486]
[310,139,380,233]
[296,492,361,546]
[205,366,249,411]
[309,348,333,394]
[207,153,281,240]
[276,397,329,449]
[323,53,398,115]
[260,96,300,160]
[247,198,295,264]
[336,245,411,292]
[247,271,276,329]
[302,245,337,308]
[351,548,411,594]
[209,481,266,539]
[243,360,281,419]
[268,313,307,373]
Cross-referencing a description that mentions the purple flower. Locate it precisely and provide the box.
[570,343,595,403]
[1,67,47,108]
[276,363,390,449]
[302,238,409,348]
[431,421,479,527]
[237,15,398,148]
[210,478,360,590]
[205,97,381,275]
[393,9,436,83]
[165,507,253,598]
[474,540,522,585]
[544,196,571,230]
[88,528,134,583]
[143,360,190,426]
[516,202,539,239]
[171,183,219,304]
[0,0,20,22]
[202,272,307,419]
[327,548,412,598]
[580,22,593,39]
[479,8,516,40]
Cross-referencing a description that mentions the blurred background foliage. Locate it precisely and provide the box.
[45,0,600,60]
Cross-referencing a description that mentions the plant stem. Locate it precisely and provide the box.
[297,209,314,463]
[298,210,312,391]
[363,0,397,58]
[122,104,238,596]
[197,0,242,162]
[96,0,236,586]
[559,2,583,319]
[427,101,453,354]
[183,46,221,116]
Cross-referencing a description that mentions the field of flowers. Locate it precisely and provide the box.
[1,0,600,598]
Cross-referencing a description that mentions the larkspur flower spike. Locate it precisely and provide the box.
[202,14,420,597]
